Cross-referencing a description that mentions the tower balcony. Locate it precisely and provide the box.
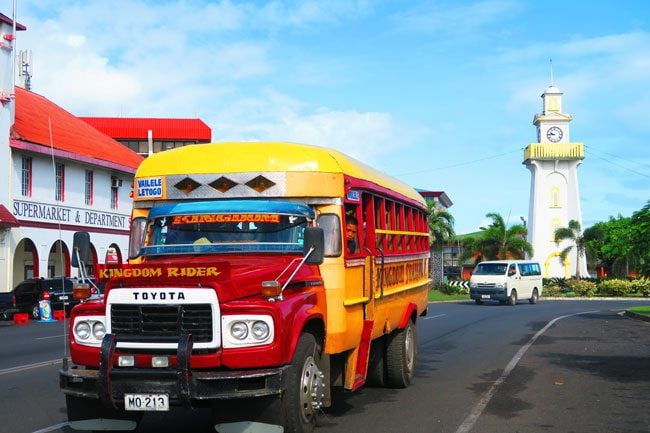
[523,143,584,162]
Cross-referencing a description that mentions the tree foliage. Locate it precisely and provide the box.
[582,201,649,278]
[554,219,587,280]
[427,201,455,250]
[461,212,532,263]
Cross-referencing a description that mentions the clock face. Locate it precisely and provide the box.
[547,126,563,142]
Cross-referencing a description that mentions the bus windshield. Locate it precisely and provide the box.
[473,263,508,275]
[138,201,314,256]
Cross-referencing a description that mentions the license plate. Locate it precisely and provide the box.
[59,295,68,300]
[481,294,491,299]
[124,393,169,411]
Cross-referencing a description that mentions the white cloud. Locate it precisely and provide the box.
[391,0,520,34]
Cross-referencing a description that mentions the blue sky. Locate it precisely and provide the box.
[8,0,650,233]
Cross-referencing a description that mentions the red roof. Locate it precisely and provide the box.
[11,87,143,170]
[79,117,212,142]
[0,204,19,227]
[0,13,27,30]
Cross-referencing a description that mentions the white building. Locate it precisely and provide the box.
[523,84,589,279]
[0,13,143,291]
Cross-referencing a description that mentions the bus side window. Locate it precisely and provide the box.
[316,214,342,257]
[344,205,360,254]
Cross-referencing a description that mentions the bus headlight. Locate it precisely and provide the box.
[222,315,274,348]
[73,316,106,347]
[251,320,270,340]
[75,321,91,340]
[93,321,106,340]
[230,321,249,340]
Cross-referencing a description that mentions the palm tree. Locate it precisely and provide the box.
[462,212,532,263]
[426,202,455,283]
[427,201,455,249]
[554,219,587,280]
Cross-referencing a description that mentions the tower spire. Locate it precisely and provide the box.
[549,58,554,86]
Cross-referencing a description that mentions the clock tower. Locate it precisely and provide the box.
[523,84,589,278]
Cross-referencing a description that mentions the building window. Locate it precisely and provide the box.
[550,187,560,208]
[111,185,118,209]
[551,218,561,242]
[85,170,94,205]
[55,163,65,202]
[21,157,32,197]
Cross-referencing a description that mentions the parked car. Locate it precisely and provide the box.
[0,291,17,320]
[12,277,102,319]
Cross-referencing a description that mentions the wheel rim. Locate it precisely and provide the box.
[404,325,415,373]
[299,354,324,423]
[32,305,40,318]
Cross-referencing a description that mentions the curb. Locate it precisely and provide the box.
[624,310,650,323]
[540,297,650,301]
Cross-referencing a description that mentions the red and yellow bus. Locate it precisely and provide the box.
[61,142,430,433]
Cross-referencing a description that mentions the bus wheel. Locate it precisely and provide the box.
[508,290,517,306]
[386,319,416,388]
[529,289,539,304]
[283,333,324,433]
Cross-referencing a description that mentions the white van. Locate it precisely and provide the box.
[469,260,543,305]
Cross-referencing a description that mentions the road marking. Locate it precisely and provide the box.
[35,335,65,340]
[454,310,599,433]
[424,314,447,320]
[31,422,68,433]
[0,359,61,376]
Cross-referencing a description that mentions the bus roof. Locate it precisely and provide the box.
[135,142,425,206]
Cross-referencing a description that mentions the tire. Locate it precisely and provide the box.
[508,290,517,306]
[386,319,416,388]
[30,304,40,319]
[366,337,386,387]
[529,288,539,304]
[474,299,483,305]
[282,333,324,433]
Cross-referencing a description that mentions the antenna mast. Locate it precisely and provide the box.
[18,50,32,90]
[549,58,554,86]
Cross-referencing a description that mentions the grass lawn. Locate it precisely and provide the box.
[629,305,650,316]
[428,290,469,302]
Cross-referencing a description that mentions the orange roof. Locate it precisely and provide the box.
[11,87,143,171]
[79,117,212,142]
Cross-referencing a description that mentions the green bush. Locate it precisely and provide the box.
[544,277,569,292]
[630,278,650,297]
[566,280,597,297]
[542,284,564,297]
[434,282,469,296]
[598,279,634,296]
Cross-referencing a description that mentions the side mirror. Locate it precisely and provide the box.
[303,227,324,265]
[71,232,91,268]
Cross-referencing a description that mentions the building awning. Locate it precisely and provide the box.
[0,205,19,227]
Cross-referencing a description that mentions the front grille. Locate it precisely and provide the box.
[476,283,496,288]
[111,304,213,343]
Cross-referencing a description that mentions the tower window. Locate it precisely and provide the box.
[550,187,561,208]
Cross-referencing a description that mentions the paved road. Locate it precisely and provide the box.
[0,299,648,433]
